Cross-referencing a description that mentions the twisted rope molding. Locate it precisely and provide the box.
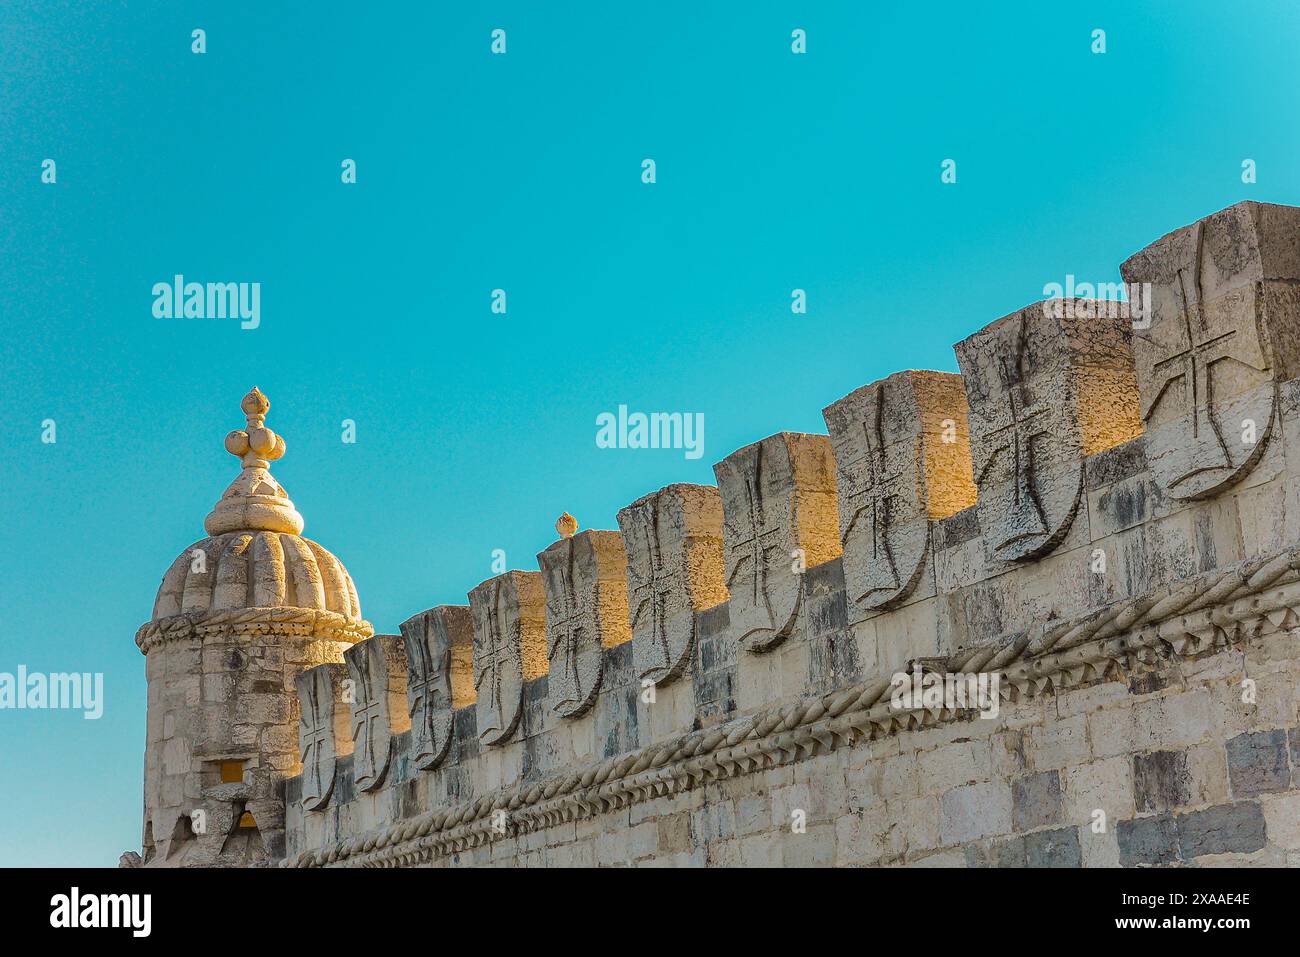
[136,607,374,653]
[285,544,1300,868]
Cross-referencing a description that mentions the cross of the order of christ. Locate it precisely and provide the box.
[474,581,514,738]
[977,347,1052,558]
[628,504,676,675]
[1143,225,1246,490]
[300,677,333,806]
[545,544,590,713]
[351,656,386,785]
[728,452,785,626]
[840,388,909,605]
[408,622,450,734]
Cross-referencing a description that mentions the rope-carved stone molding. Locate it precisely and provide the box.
[135,607,374,653]
[285,544,1300,868]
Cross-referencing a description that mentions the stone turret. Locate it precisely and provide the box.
[135,388,372,866]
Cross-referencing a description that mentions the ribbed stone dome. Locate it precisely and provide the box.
[137,387,371,650]
[152,531,360,619]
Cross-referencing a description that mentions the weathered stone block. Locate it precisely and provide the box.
[1176,801,1267,859]
[1024,826,1082,867]
[1132,749,1192,812]
[1261,792,1300,849]
[1117,813,1179,867]
[1225,729,1291,797]
[940,781,1012,844]
[1012,770,1063,832]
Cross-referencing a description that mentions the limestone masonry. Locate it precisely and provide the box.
[135,201,1300,868]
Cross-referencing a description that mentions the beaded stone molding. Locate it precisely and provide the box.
[136,607,373,653]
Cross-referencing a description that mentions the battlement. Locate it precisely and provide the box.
[277,200,1300,867]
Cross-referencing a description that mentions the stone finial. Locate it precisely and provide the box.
[468,571,547,746]
[823,370,975,616]
[297,664,351,811]
[617,483,727,686]
[537,530,631,718]
[205,387,306,536]
[714,432,840,653]
[344,635,409,792]
[400,605,475,771]
[556,512,579,539]
[1121,201,1300,500]
[955,301,1139,562]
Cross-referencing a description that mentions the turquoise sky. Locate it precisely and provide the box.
[4,1,1300,866]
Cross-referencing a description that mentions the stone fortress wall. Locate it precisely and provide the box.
[278,201,1300,867]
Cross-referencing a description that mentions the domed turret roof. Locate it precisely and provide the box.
[136,388,372,651]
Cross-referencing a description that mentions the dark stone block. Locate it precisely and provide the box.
[334,754,356,806]
[1085,436,1148,490]
[1012,770,1062,831]
[390,730,412,786]
[1117,814,1179,867]
[1226,730,1290,797]
[595,684,639,759]
[1291,728,1300,787]
[965,834,1027,867]
[803,559,858,693]
[1024,826,1082,867]
[602,641,635,690]
[445,705,480,771]
[399,777,422,819]
[804,559,849,635]
[1176,802,1266,859]
[1128,671,1170,696]
[697,602,731,646]
[936,505,980,549]
[1133,750,1191,812]
[440,763,472,804]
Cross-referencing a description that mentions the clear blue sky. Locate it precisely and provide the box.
[3,1,1299,866]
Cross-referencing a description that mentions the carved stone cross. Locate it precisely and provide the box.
[296,663,350,811]
[400,605,473,772]
[823,370,973,616]
[714,432,839,652]
[539,530,629,719]
[618,484,727,686]
[344,634,408,792]
[1121,202,1300,501]
[956,301,1139,563]
[469,571,546,746]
